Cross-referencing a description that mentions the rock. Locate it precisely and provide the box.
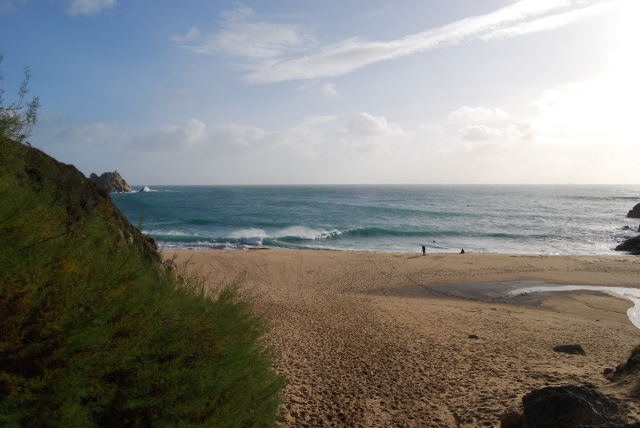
[553,344,586,355]
[577,423,640,428]
[468,334,479,339]
[500,411,524,428]
[623,226,631,230]
[522,385,627,428]
[603,367,615,381]
[627,203,640,218]
[89,171,132,193]
[610,345,640,382]
[615,235,640,255]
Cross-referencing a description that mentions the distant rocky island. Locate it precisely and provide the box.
[89,171,132,193]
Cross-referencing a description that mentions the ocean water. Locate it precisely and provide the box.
[111,185,640,255]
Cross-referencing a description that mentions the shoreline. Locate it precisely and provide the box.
[167,249,640,427]
[162,245,630,256]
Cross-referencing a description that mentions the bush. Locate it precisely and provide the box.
[0,56,40,143]
[0,139,283,426]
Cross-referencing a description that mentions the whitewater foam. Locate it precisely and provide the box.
[229,226,341,241]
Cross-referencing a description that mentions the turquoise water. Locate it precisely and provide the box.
[111,185,640,254]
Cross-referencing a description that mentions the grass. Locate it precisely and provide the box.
[0,137,283,427]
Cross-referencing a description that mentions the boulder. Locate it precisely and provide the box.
[521,385,627,428]
[610,345,640,382]
[500,411,524,428]
[89,171,132,193]
[627,203,640,218]
[615,235,640,255]
[553,344,586,355]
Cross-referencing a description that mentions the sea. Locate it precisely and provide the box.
[111,185,640,255]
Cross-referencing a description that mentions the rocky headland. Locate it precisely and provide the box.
[616,202,640,255]
[627,203,640,219]
[89,170,132,193]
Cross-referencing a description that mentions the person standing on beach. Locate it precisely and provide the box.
[422,245,426,256]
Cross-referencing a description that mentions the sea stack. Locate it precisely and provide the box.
[89,171,132,193]
[627,202,640,218]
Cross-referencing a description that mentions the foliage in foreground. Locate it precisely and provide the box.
[0,137,283,426]
[0,56,40,143]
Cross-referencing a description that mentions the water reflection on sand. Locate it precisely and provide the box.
[509,285,640,329]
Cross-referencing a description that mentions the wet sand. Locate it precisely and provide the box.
[166,250,640,427]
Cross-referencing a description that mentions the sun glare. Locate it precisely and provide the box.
[536,0,640,141]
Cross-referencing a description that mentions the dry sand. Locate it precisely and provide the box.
[167,250,640,427]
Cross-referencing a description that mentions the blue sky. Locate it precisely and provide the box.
[1,0,638,184]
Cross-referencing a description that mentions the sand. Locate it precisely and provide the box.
[166,250,640,427]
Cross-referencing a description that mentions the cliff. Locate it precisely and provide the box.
[0,137,281,426]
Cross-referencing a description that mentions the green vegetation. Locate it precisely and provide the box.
[0,137,283,426]
[0,56,40,143]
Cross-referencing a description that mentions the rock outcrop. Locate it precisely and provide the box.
[627,203,640,218]
[89,171,132,193]
[610,345,640,382]
[615,235,640,255]
[521,385,628,428]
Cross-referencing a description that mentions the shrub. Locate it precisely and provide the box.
[0,139,283,426]
[0,56,40,143]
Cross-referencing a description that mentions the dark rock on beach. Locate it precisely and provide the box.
[521,385,628,428]
[610,345,640,382]
[89,171,132,193]
[615,235,640,255]
[627,203,640,218]
[553,344,586,355]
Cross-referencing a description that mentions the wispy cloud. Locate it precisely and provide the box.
[68,0,117,16]
[322,82,339,97]
[178,0,614,83]
[172,4,314,60]
[482,1,614,40]
[247,0,615,83]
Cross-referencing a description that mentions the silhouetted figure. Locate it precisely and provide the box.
[422,245,426,256]
[460,248,465,254]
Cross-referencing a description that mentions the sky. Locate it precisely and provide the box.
[1,0,638,184]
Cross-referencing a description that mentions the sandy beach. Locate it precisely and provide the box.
[167,250,640,427]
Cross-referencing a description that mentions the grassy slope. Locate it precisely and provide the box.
[0,137,283,427]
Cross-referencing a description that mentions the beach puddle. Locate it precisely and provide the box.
[384,281,640,329]
[509,285,640,329]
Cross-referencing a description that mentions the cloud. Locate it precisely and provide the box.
[482,1,614,40]
[68,0,116,15]
[130,118,206,151]
[448,106,512,124]
[1,0,24,11]
[445,105,534,152]
[170,27,202,43]
[321,82,339,97]
[172,4,314,60]
[237,0,614,83]
[345,113,402,136]
[460,124,503,141]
